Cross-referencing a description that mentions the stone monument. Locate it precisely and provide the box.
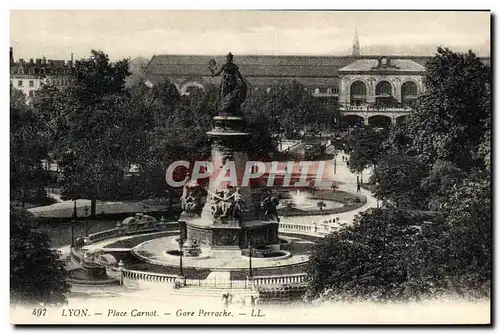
[178,53,280,258]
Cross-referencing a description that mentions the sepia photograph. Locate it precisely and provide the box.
[8,9,491,325]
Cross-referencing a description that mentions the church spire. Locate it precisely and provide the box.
[352,27,360,56]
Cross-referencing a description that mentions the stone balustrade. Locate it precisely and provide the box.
[87,228,121,243]
[339,104,412,112]
[118,268,307,289]
[278,222,313,234]
[185,278,250,289]
[86,224,179,245]
[121,269,178,285]
[252,273,307,286]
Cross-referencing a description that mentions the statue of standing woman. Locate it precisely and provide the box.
[209,53,247,115]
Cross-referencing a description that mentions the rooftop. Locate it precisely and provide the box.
[338,58,426,72]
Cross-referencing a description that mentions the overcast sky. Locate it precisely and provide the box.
[10,11,490,61]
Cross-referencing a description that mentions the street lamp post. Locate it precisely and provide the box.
[178,238,184,277]
[333,157,337,174]
[248,239,253,279]
[84,205,89,237]
[71,199,77,247]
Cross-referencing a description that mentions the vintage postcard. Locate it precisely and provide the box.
[9,10,491,325]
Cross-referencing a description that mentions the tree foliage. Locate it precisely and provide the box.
[409,48,490,169]
[307,208,436,301]
[307,205,490,301]
[45,50,149,214]
[372,48,491,210]
[10,87,48,205]
[371,153,429,209]
[345,126,389,173]
[266,81,335,139]
[10,206,70,305]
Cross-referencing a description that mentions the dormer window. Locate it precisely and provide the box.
[29,67,35,74]
[17,67,23,74]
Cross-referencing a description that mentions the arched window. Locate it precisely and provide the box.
[350,81,367,95]
[401,81,418,96]
[350,81,367,105]
[375,81,392,96]
[401,81,419,106]
[40,67,46,75]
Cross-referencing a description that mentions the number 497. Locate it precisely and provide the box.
[32,308,47,317]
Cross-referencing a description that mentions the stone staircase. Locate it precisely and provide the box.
[171,272,258,299]
[169,286,258,301]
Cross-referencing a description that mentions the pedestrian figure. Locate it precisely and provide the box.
[357,182,361,193]
[342,155,345,162]
[250,295,259,308]
[239,296,246,308]
[222,292,231,309]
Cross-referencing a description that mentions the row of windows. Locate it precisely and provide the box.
[16,80,35,88]
[350,80,419,96]
[14,78,70,88]
[12,67,71,75]
[316,87,340,94]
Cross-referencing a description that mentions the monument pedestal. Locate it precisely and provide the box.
[180,109,281,259]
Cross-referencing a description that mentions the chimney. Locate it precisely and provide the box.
[42,56,46,64]
[36,58,41,64]
[19,58,24,64]
[10,47,13,64]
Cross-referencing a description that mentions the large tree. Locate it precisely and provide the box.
[52,50,152,215]
[10,206,70,305]
[10,87,48,206]
[345,126,389,174]
[307,207,439,301]
[371,153,429,209]
[242,89,280,159]
[267,80,333,139]
[372,48,490,211]
[408,47,491,169]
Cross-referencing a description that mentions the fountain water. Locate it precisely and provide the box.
[292,190,308,206]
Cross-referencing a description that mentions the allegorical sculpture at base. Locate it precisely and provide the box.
[180,173,208,215]
[209,187,246,221]
[209,52,247,115]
